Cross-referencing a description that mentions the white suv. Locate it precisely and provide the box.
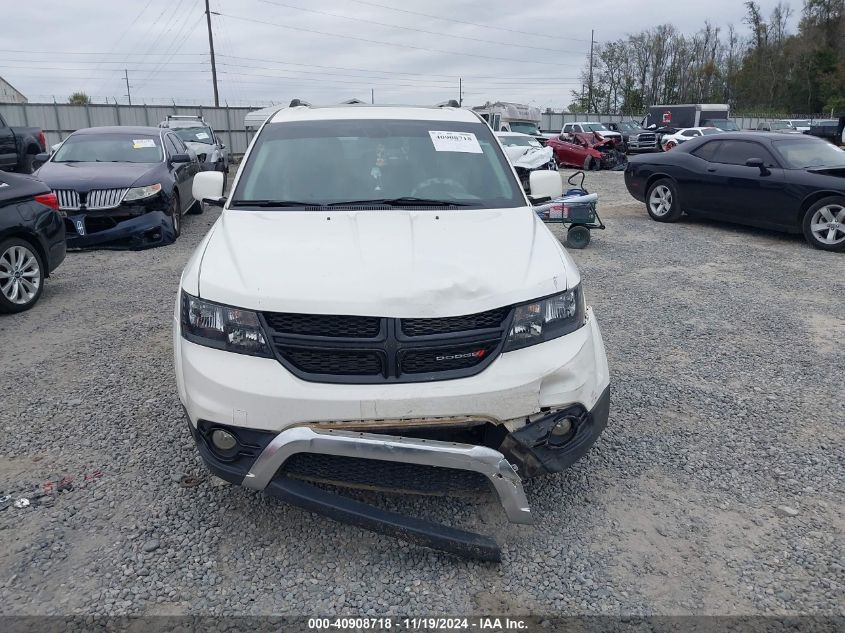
[175,103,610,560]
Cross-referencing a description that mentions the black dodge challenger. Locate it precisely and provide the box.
[624,132,845,251]
[34,126,200,249]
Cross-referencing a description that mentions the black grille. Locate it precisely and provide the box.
[401,307,510,336]
[280,348,384,376]
[280,453,491,496]
[263,312,381,338]
[400,341,499,374]
[262,308,512,384]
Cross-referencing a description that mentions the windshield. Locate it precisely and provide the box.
[582,123,608,132]
[232,119,525,208]
[771,121,792,130]
[789,120,810,127]
[773,138,845,169]
[173,126,214,144]
[508,121,540,135]
[498,135,541,147]
[615,122,638,131]
[709,120,739,131]
[701,128,722,135]
[52,134,163,163]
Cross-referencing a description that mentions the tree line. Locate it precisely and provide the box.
[569,0,845,116]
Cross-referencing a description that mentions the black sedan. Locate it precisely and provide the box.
[34,126,200,249]
[0,171,65,313]
[624,132,845,251]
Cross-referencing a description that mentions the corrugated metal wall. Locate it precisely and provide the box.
[0,102,259,155]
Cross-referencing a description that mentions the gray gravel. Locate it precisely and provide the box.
[0,170,843,616]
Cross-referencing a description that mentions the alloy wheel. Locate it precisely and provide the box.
[0,245,41,305]
[649,185,673,217]
[809,204,845,245]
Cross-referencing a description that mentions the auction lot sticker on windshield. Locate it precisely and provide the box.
[196,132,210,139]
[132,139,156,149]
[429,131,483,154]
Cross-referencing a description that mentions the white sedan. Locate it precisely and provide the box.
[661,127,722,151]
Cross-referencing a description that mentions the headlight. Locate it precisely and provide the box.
[180,292,271,357]
[123,183,162,202]
[503,286,586,352]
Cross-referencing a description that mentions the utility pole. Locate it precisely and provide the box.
[124,69,132,106]
[587,29,595,114]
[459,78,462,106]
[371,88,374,104]
[205,0,220,107]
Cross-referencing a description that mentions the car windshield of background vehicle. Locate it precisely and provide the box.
[701,128,722,135]
[773,139,845,169]
[500,135,541,147]
[790,120,810,127]
[616,122,637,131]
[508,122,540,135]
[51,134,163,164]
[710,120,739,131]
[173,126,214,145]
[771,121,792,130]
[584,124,608,132]
[232,119,526,209]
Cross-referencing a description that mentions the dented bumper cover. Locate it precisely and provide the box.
[64,210,176,250]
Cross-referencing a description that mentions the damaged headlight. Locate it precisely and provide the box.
[123,183,162,202]
[503,286,586,352]
[180,292,272,357]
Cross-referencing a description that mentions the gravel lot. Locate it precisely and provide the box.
[0,170,842,617]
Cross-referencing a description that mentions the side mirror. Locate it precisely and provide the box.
[219,143,226,149]
[528,170,563,200]
[34,152,50,167]
[192,170,225,203]
[170,153,191,164]
[746,157,769,175]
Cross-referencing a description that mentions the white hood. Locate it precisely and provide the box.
[503,146,554,170]
[196,208,578,317]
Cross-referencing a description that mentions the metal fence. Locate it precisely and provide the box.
[0,102,268,155]
[539,111,822,132]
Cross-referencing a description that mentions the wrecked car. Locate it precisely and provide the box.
[547,132,627,170]
[34,126,200,249]
[495,131,557,189]
[160,115,230,182]
[175,102,611,561]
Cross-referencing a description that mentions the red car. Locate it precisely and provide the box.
[546,132,623,170]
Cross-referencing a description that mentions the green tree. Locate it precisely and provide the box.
[68,92,90,105]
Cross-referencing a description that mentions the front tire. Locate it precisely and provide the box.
[15,153,35,174]
[646,179,682,222]
[802,197,845,251]
[169,194,182,238]
[0,238,44,314]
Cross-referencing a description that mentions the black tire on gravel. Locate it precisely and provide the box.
[645,178,683,222]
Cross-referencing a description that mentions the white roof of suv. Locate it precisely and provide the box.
[269,105,478,124]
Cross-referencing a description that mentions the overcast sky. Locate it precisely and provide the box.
[4,0,799,110]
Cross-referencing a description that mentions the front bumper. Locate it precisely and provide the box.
[64,209,176,250]
[176,306,610,559]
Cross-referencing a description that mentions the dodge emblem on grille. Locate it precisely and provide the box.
[435,350,486,362]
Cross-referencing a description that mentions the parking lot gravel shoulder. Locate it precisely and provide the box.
[0,171,842,616]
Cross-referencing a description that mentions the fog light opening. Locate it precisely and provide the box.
[211,428,238,452]
[547,415,579,447]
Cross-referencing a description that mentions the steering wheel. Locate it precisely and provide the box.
[411,178,469,198]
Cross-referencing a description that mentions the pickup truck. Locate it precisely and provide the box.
[605,121,659,152]
[0,112,47,174]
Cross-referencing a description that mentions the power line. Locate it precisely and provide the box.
[257,0,589,55]
[343,0,594,43]
[218,12,584,67]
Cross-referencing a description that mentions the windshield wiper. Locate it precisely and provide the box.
[229,199,321,208]
[326,197,472,207]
